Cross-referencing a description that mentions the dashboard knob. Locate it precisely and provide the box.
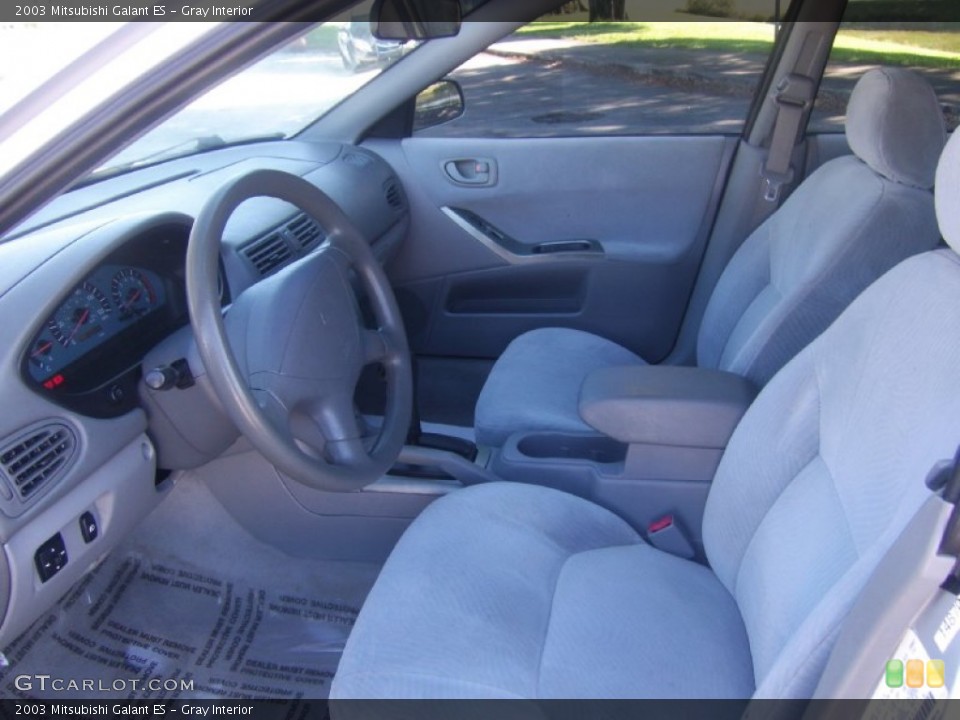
[145,366,179,391]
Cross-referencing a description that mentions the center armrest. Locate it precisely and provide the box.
[578,365,757,449]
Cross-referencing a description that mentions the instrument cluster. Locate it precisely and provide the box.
[27,265,168,385]
[20,221,199,418]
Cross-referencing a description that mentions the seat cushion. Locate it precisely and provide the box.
[331,482,754,699]
[474,328,644,446]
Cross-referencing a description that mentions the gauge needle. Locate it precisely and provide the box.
[123,289,142,310]
[66,309,90,344]
[31,341,52,357]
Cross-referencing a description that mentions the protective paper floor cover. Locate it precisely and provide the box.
[0,480,379,701]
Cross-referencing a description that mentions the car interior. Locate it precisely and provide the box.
[0,0,959,705]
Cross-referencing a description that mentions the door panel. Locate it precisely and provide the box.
[367,135,735,363]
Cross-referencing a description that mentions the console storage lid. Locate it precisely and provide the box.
[578,365,757,449]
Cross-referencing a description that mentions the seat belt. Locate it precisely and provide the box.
[751,72,816,227]
[762,73,816,202]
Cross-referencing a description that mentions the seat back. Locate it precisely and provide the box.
[697,68,946,387]
[702,129,960,698]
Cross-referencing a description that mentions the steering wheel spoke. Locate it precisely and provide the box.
[361,328,391,364]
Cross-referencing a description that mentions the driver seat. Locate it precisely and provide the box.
[329,128,960,700]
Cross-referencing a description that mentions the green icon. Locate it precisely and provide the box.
[886,659,904,688]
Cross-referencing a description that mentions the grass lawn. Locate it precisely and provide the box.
[517,21,960,69]
[298,24,341,51]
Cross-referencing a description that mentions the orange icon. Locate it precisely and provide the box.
[906,659,925,688]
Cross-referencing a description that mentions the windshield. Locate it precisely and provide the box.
[0,23,122,117]
[101,18,416,176]
[96,14,415,176]
[1,12,411,181]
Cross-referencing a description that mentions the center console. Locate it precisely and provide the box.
[490,365,756,555]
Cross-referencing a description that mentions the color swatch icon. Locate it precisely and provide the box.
[885,658,947,689]
[928,660,945,688]
[907,660,925,688]
[885,660,903,688]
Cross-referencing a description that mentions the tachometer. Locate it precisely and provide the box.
[47,282,111,348]
[111,267,158,318]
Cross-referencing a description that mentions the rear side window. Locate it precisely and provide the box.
[416,3,782,138]
[811,17,959,132]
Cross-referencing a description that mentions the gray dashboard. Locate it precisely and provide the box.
[0,139,408,645]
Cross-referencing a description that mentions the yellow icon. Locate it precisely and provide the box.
[928,660,945,688]
[906,659,925,688]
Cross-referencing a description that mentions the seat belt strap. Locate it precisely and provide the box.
[759,72,816,204]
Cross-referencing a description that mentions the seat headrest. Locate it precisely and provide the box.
[937,130,960,253]
[846,67,946,190]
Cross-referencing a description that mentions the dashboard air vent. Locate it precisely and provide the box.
[0,424,76,501]
[287,214,325,251]
[384,180,405,210]
[243,233,291,276]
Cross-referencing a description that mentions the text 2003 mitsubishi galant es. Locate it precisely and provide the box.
[0,0,959,705]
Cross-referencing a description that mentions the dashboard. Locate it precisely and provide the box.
[5,140,407,428]
[0,140,409,645]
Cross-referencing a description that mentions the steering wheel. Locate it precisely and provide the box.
[185,169,413,492]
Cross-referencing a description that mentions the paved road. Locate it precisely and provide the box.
[426,37,960,136]
[419,47,754,137]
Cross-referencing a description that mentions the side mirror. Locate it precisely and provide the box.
[414,80,465,131]
[372,0,462,41]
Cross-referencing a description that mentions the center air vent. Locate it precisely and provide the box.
[0,423,77,503]
[384,180,405,211]
[287,214,325,251]
[243,233,292,276]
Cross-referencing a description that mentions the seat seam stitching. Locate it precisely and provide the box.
[733,452,819,596]
[715,244,773,371]
[733,359,820,595]
[812,362,861,559]
[534,549,575,698]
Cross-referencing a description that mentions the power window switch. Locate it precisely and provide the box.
[35,533,67,583]
[80,511,98,543]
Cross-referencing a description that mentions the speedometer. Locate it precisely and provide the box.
[47,282,111,348]
[112,268,158,319]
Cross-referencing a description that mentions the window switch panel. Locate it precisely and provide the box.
[35,533,67,583]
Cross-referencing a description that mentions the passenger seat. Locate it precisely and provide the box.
[475,67,947,447]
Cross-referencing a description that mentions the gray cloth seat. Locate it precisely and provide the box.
[330,130,960,700]
[475,68,946,446]
[332,482,754,698]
